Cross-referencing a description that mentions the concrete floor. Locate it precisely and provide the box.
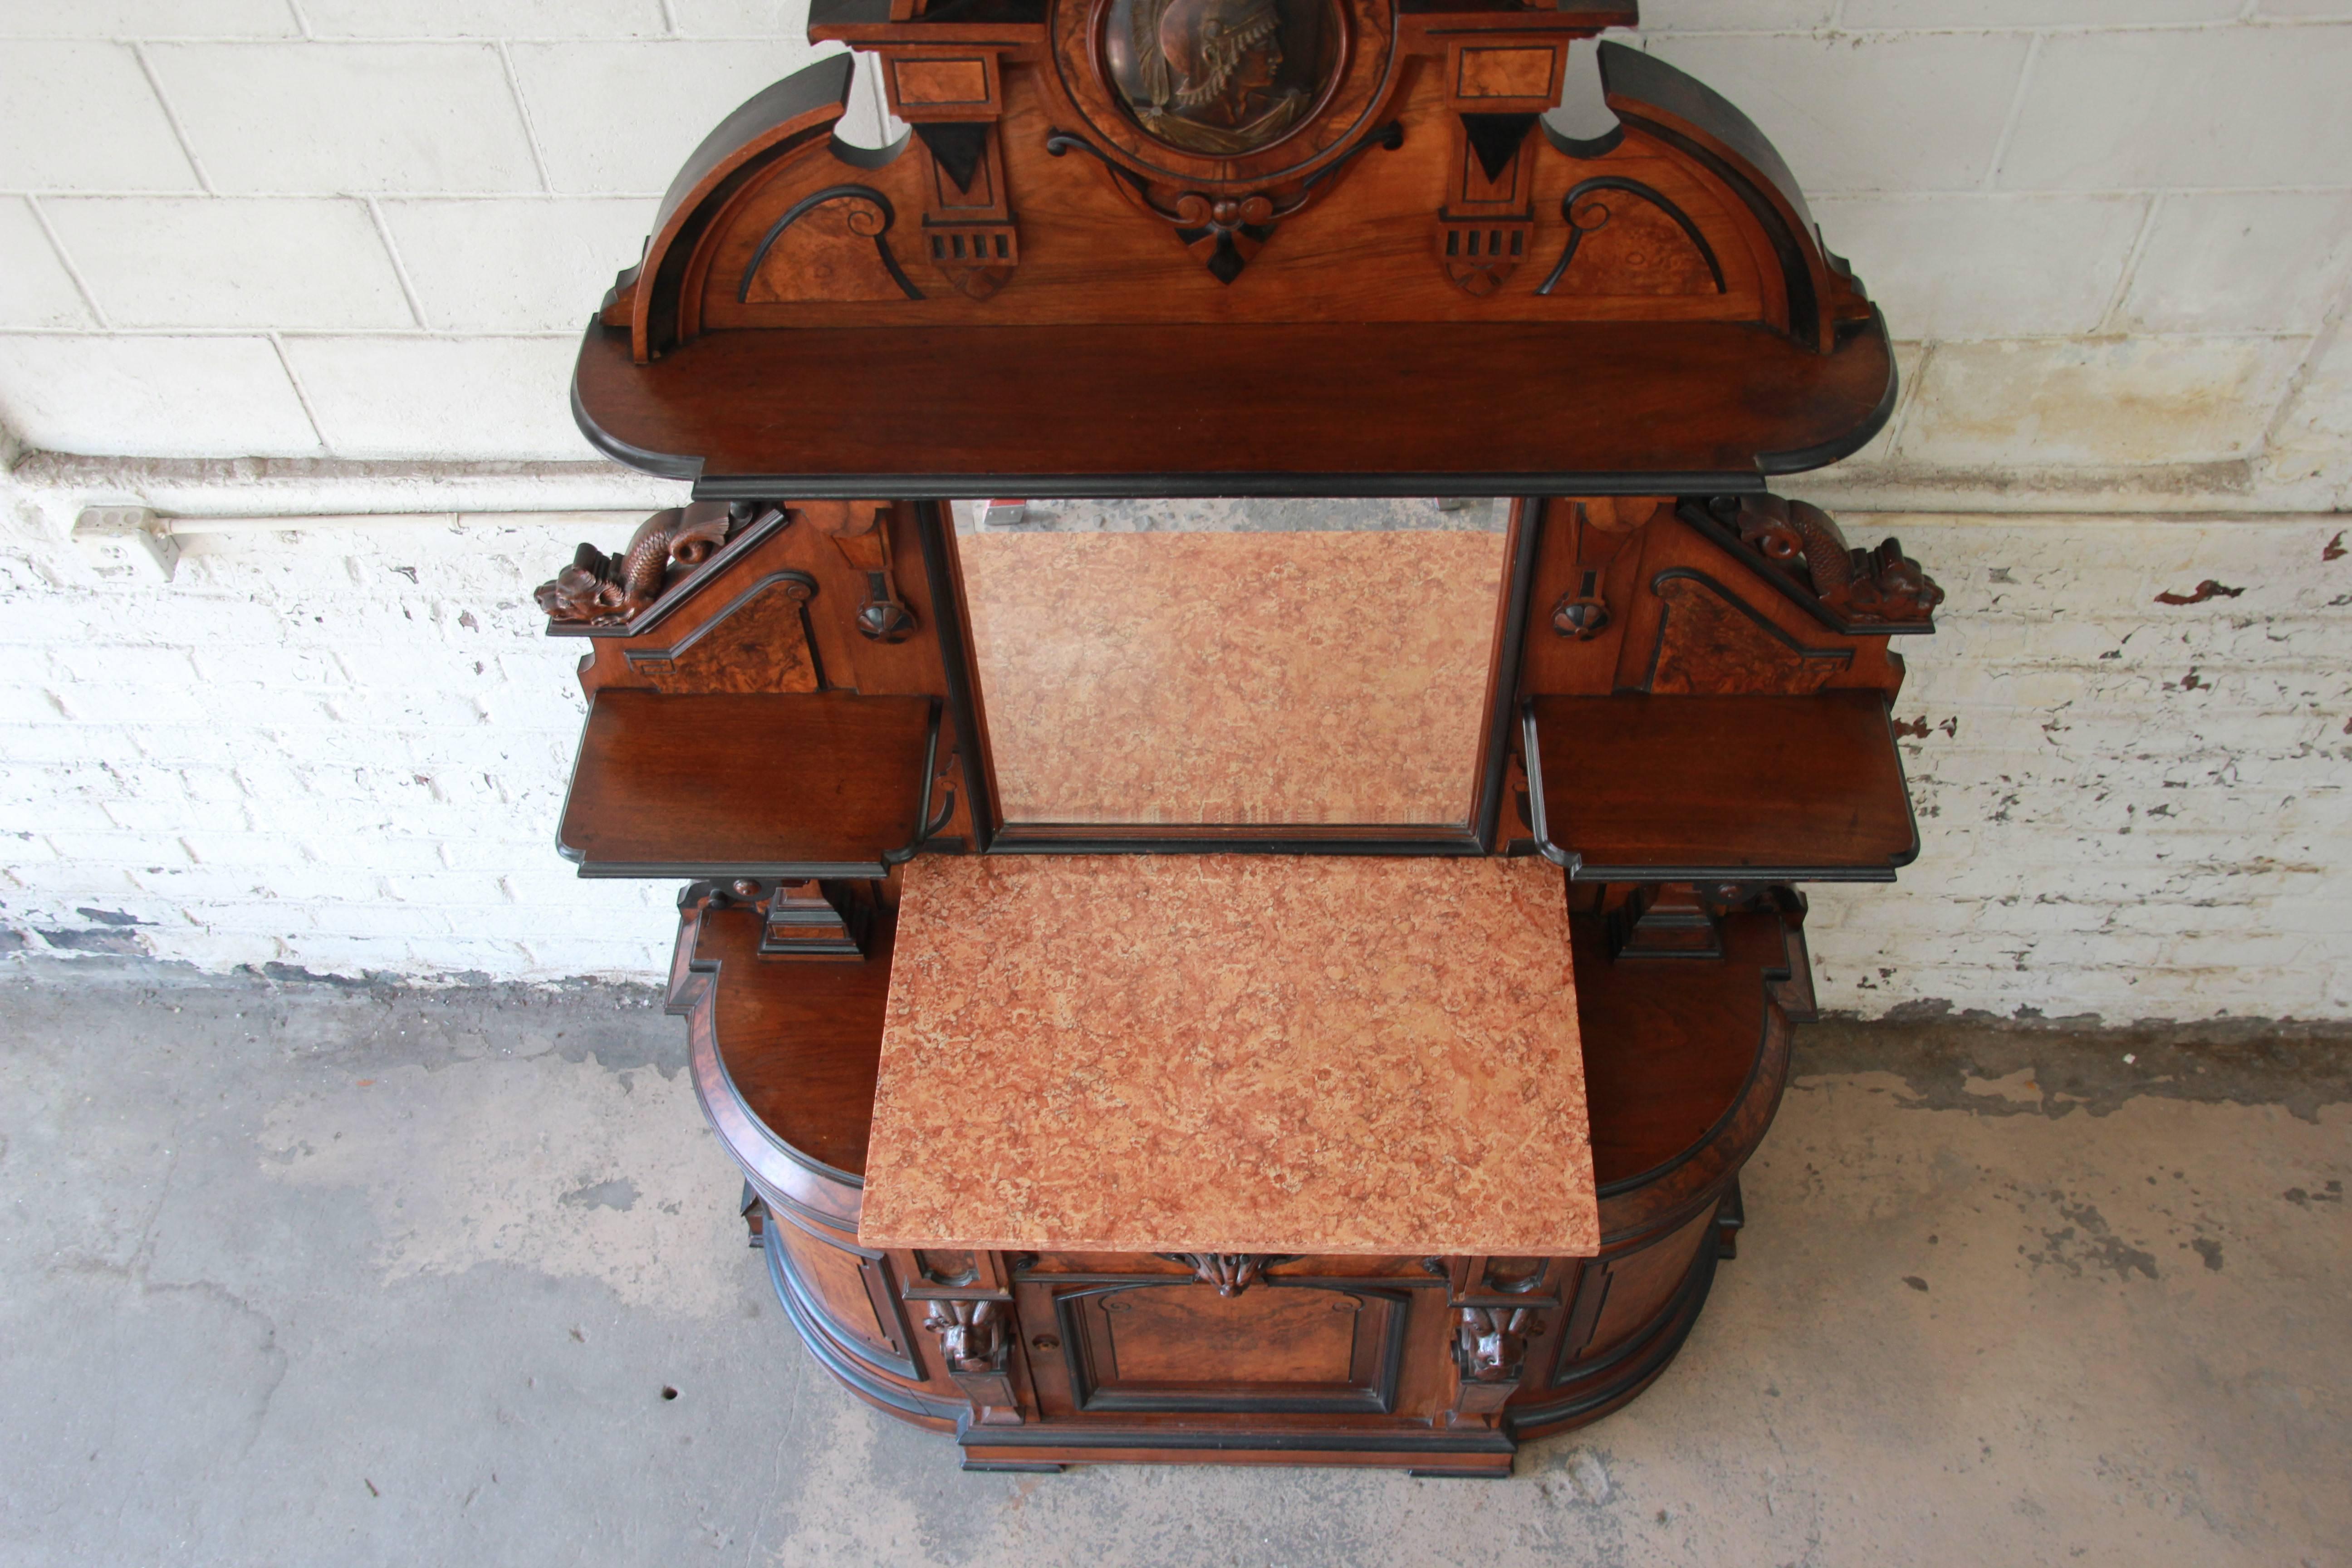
[0,965,2345,1568]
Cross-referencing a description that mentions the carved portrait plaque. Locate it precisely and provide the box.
[1104,0,1340,157]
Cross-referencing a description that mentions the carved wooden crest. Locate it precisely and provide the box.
[574,6,1898,495]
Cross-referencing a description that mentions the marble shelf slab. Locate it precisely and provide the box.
[858,855,1598,1257]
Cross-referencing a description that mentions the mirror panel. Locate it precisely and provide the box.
[952,498,1511,830]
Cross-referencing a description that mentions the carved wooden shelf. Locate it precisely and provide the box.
[573,318,1894,497]
[558,690,942,878]
[1524,691,1918,882]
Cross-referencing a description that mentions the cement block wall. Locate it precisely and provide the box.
[1,3,2347,1019]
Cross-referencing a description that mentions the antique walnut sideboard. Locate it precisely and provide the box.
[538,0,1942,1475]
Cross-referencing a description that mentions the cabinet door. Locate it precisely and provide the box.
[766,1205,918,1377]
[1050,1281,1409,1415]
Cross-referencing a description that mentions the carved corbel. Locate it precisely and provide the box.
[797,501,917,642]
[1724,495,1944,627]
[534,500,743,626]
[921,1298,1022,1425]
[1432,41,1561,294]
[880,52,1019,299]
[1446,1305,1541,1424]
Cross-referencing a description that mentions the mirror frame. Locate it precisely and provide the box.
[915,497,1543,855]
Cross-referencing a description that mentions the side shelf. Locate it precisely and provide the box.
[1523,691,1918,882]
[558,689,943,878]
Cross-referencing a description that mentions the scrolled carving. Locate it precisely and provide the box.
[921,1298,1008,1373]
[738,184,923,304]
[1455,1305,1539,1382]
[535,504,741,626]
[1536,177,1726,299]
[1159,1253,1293,1296]
[1726,495,1943,627]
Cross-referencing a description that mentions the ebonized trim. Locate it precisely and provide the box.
[543,506,797,640]
[1754,310,1903,475]
[1638,567,1856,692]
[1506,1225,1723,1437]
[738,183,924,304]
[915,500,999,854]
[956,1425,1517,1458]
[1537,177,1725,298]
[1052,1283,1411,1416]
[1475,496,1544,853]
[1614,111,1816,348]
[688,470,1781,502]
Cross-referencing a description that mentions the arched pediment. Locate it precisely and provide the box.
[578,3,1895,495]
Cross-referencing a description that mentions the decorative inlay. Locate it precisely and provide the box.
[621,571,822,694]
[1646,570,1852,696]
[1537,177,1726,299]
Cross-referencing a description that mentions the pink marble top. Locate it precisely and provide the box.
[858,854,1598,1256]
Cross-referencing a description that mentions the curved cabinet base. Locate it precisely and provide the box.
[752,1188,1741,1474]
[684,885,1806,1474]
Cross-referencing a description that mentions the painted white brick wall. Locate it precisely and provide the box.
[0,5,889,462]
[1,488,2343,1021]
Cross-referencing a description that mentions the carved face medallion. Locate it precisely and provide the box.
[1104,0,1336,157]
